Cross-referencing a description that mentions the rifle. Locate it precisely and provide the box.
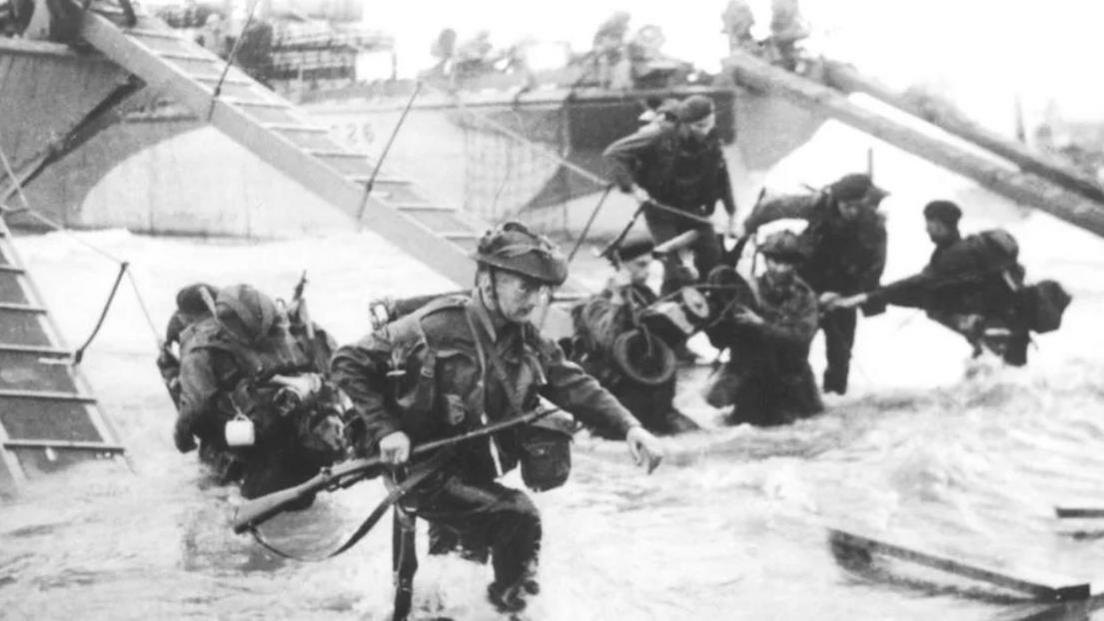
[232,406,556,534]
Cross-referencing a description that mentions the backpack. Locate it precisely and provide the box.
[1020,279,1072,333]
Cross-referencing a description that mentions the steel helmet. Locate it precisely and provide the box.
[759,230,806,263]
[215,284,279,343]
[473,221,568,286]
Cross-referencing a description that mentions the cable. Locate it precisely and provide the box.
[205,0,264,122]
[0,129,162,352]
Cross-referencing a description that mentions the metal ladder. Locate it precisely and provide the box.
[0,215,125,495]
[76,10,488,286]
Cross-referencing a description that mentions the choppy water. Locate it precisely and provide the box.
[2,199,1103,620]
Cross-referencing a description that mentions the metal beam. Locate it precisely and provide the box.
[828,528,1090,602]
[726,51,1104,238]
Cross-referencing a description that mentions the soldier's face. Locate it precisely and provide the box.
[837,198,865,221]
[489,271,548,323]
[764,256,795,282]
[684,113,716,138]
[926,218,955,244]
[624,256,651,285]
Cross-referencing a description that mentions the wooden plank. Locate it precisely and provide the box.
[823,60,1104,204]
[1055,507,1104,519]
[726,51,1104,238]
[0,389,96,403]
[0,303,38,316]
[828,528,1090,602]
[4,439,124,452]
[0,344,68,356]
[261,123,329,134]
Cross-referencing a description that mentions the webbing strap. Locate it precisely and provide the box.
[247,449,452,562]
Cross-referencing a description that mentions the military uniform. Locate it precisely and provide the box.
[705,267,822,426]
[744,182,887,394]
[603,113,736,294]
[568,283,699,437]
[865,229,1029,364]
[331,291,641,595]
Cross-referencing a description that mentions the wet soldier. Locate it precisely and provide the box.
[173,284,343,493]
[704,231,822,426]
[567,235,700,437]
[157,282,218,406]
[832,200,1032,365]
[742,173,888,394]
[330,222,664,614]
[603,94,738,295]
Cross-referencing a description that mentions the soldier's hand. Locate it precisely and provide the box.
[379,431,412,465]
[631,186,650,204]
[626,426,664,474]
[732,307,764,326]
[173,418,197,454]
[818,292,841,307]
[831,293,868,310]
[726,214,744,239]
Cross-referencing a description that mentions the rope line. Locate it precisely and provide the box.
[0,129,162,354]
[73,262,129,365]
[206,0,264,121]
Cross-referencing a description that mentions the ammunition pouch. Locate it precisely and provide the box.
[517,410,574,492]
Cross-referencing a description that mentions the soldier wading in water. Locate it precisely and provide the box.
[331,221,664,614]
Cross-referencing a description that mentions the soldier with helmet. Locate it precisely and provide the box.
[172,284,343,491]
[742,172,889,395]
[704,230,822,426]
[330,221,664,614]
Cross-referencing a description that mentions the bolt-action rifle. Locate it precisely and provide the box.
[232,406,555,534]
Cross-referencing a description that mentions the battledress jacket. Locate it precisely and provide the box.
[865,232,1024,315]
[176,318,321,443]
[603,124,737,216]
[744,191,887,297]
[330,294,642,484]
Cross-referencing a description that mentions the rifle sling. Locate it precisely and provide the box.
[247,448,453,562]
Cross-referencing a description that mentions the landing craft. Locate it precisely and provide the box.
[3,0,1104,493]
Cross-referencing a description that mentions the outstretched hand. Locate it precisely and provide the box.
[626,426,664,474]
[827,293,869,311]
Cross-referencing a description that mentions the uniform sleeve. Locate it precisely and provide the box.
[757,289,818,344]
[865,272,937,308]
[602,126,664,192]
[330,331,404,448]
[857,221,888,291]
[537,339,642,438]
[177,349,221,426]
[576,289,632,352]
[743,193,818,232]
[713,152,737,217]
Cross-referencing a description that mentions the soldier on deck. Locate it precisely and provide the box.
[330,221,663,614]
[742,173,888,394]
[704,231,822,426]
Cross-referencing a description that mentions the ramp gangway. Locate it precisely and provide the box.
[0,215,125,496]
[725,50,1104,238]
[821,60,1104,205]
[75,10,488,287]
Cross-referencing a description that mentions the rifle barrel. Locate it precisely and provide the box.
[231,408,555,533]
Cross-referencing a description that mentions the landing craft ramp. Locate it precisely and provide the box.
[0,215,125,496]
[725,50,1104,238]
[75,9,489,286]
[0,37,137,496]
